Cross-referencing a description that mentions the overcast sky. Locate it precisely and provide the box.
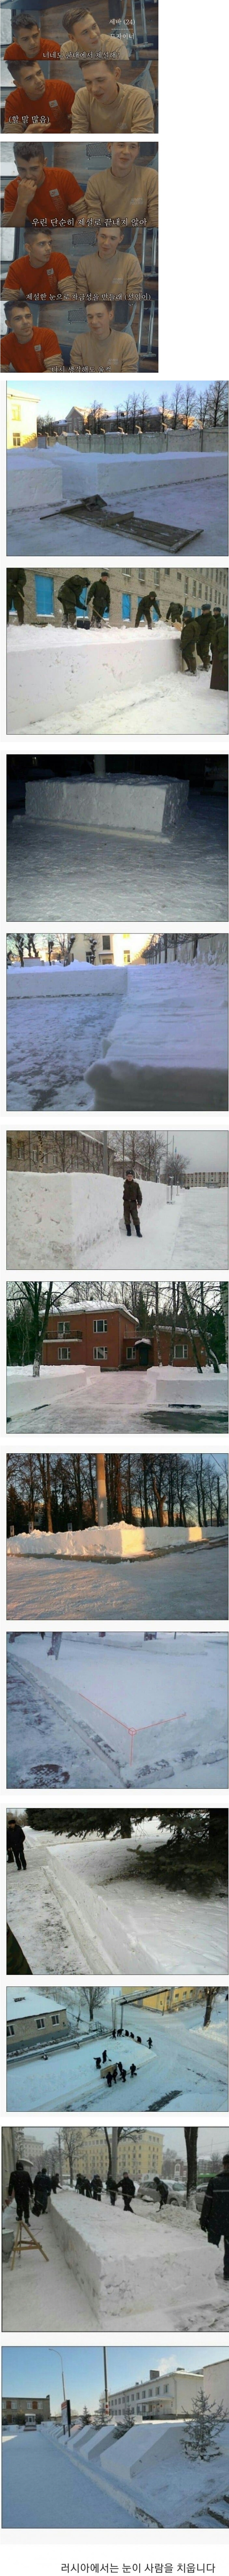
[13,2122,229,2159]
[3,2343,229,2414]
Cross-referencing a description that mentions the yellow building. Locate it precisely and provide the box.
[60,2128,162,2185]
[122,1986,204,2013]
[7,391,37,449]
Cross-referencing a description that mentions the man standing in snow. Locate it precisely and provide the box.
[7,569,26,624]
[195,604,215,669]
[180,610,197,675]
[6,2160,34,2228]
[200,2151,229,2281]
[135,590,161,628]
[7,1816,26,1870]
[123,1170,142,1237]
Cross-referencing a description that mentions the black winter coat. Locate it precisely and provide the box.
[200,2168,229,2244]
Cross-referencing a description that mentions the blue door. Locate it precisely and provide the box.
[35,575,54,615]
[75,584,89,621]
[122,592,131,620]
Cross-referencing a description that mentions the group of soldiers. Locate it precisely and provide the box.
[7,571,228,686]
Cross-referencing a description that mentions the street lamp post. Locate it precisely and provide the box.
[103,2348,109,2418]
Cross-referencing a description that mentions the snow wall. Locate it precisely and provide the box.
[7,447,227,512]
[7,1526,226,1561]
[7,624,181,735]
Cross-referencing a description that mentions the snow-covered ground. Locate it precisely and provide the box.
[6,1820,228,1979]
[7,1168,229,1273]
[2,2412,229,2527]
[6,1536,228,1621]
[3,2188,229,2335]
[7,623,228,739]
[7,439,228,559]
[7,1989,228,2116]
[6,958,228,1114]
[7,1359,228,1437]
[6,790,228,924]
[7,1630,228,1790]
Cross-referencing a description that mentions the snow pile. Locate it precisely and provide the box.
[7,1166,228,1271]
[7,1628,228,1790]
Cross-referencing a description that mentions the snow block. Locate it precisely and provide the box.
[49,2191,156,2324]
[25,773,189,840]
[7,624,181,737]
[8,455,62,512]
[7,1525,226,1561]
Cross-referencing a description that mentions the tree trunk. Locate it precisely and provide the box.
[184,2126,198,2200]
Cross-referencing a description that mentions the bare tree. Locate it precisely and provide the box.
[23,1280,53,1375]
[184,2126,198,2200]
[183,383,195,430]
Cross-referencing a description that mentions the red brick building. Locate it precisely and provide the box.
[42,1306,208,1372]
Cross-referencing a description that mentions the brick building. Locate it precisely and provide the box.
[42,1304,210,1372]
[43,1303,138,1370]
[2,2395,50,2426]
[7,564,228,629]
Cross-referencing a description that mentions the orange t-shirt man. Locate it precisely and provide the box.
[4,248,73,300]
[1,322,61,369]
[5,39,61,64]
[5,77,75,129]
[3,166,83,223]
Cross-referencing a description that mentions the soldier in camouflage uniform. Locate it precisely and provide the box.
[135,588,161,627]
[58,575,89,625]
[87,573,111,624]
[195,604,215,669]
[7,568,26,624]
[166,598,182,625]
[180,608,197,674]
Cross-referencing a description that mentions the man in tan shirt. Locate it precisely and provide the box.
[84,142,158,225]
[71,295,138,367]
[71,61,155,130]
[61,10,131,70]
[75,223,142,303]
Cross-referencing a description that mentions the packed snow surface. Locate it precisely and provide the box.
[7,1629,228,1791]
[7,1360,228,1437]
[2,2413,229,2527]
[3,2189,229,2335]
[6,1537,228,1621]
[6,1819,228,1978]
[7,625,228,739]
[6,789,228,924]
[7,1169,229,1271]
[7,1989,228,2116]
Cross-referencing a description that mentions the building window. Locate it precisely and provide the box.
[94,1318,107,1333]
[18,1143,25,1161]
[35,575,54,617]
[58,1346,70,1362]
[102,936,111,951]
